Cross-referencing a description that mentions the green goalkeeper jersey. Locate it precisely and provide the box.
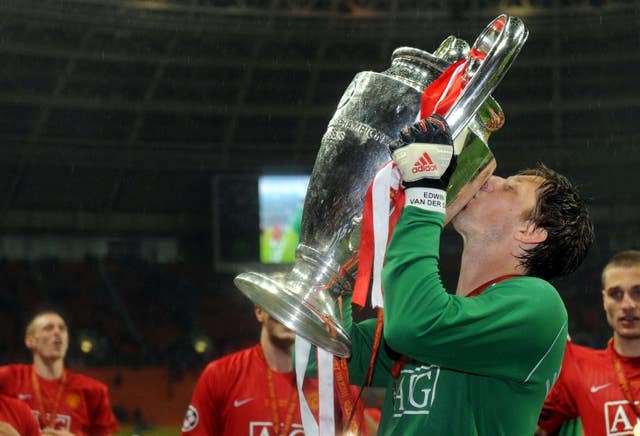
[345,207,568,435]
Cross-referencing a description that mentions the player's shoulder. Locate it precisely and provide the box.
[0,392,31,410]
[504,275,556,293]
[493,276,565,311]
[0,363,29,373]
[204,345,261,375]
[66,369,109,393]
[0,363,30,378]
[490,276,558,299]
[564,341,608,366]
[565,341,593,353]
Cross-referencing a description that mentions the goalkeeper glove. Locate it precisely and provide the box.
[389,114,456,213]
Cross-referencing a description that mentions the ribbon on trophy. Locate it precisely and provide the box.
[351,48,487,384]
[295,336,335,436]
[295,47,490,436]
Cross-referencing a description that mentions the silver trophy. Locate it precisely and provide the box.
[235,15,528,357]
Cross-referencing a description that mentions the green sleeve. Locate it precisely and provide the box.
[381,206,568,383]
[347,318,398,387]
[342,293,398,387]
[303,293,397,388]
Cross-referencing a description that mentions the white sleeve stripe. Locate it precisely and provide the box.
[523,319,567,384]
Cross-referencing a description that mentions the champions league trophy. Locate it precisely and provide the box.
[235,15,529,357]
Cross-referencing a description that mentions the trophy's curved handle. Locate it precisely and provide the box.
[445,15,529,139]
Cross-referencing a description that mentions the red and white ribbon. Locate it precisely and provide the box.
[353,48,484,309]
[353,161,403,308]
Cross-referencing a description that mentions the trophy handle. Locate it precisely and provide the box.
[446,15,529,139]
[442,14,528,223]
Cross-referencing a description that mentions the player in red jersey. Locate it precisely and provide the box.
[0,393,40,436]
[537,250,640,436]
[0,310,118,436]
[182,305,363,436]
[182,305,317,436]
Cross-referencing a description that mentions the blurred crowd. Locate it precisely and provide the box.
[0,253,610,371]
[0,256,258,375]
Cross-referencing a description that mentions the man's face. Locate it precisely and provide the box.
[255,307,296,346]
[452,174,543,242]
[25,313,69,362]
[602,265,640,340]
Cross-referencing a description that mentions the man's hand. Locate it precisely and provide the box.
[389,114,456,213]
[0,422,20,436]
[389,114,456,190]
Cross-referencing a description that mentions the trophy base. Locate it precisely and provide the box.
[234,271,351,358]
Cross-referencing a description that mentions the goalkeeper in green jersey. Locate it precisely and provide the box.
[342,115,594,435]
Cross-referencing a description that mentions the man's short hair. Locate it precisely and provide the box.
[517,163,594,280]
[25,309,66,337]
[601,250,640,287]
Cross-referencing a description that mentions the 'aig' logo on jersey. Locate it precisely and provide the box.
[391,365,441,418]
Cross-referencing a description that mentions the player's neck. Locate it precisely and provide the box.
[457,244,522,296]
[33,355,64,380]
[613,334,640,357]
[261,336,293,373]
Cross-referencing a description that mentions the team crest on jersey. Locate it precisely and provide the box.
[391,364,441,418]
[307,392,319,411]
[66,393,81,409]
[604,400,640,435]
[182,405,199,432]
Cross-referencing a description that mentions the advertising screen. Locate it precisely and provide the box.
[258,175,309,264]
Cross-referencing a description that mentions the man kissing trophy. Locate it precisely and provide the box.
[235,14,529,435]
[235,15,528,358]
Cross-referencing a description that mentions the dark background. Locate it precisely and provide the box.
[0,0,637,382]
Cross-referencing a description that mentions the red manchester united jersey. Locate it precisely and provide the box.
[182,344,320,436]
[0,364,118,436]
[539,340,640,436]
[0,393,40,436]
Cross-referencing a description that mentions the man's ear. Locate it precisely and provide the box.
[515,221,548,244]
[25,335,35,350]
[254,305,266,323]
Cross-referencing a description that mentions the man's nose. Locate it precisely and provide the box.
[621,292,638,309]
[481,175,502,192]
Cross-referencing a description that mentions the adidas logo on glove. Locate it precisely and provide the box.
[412,152,438,174]
[392,144,453,183]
